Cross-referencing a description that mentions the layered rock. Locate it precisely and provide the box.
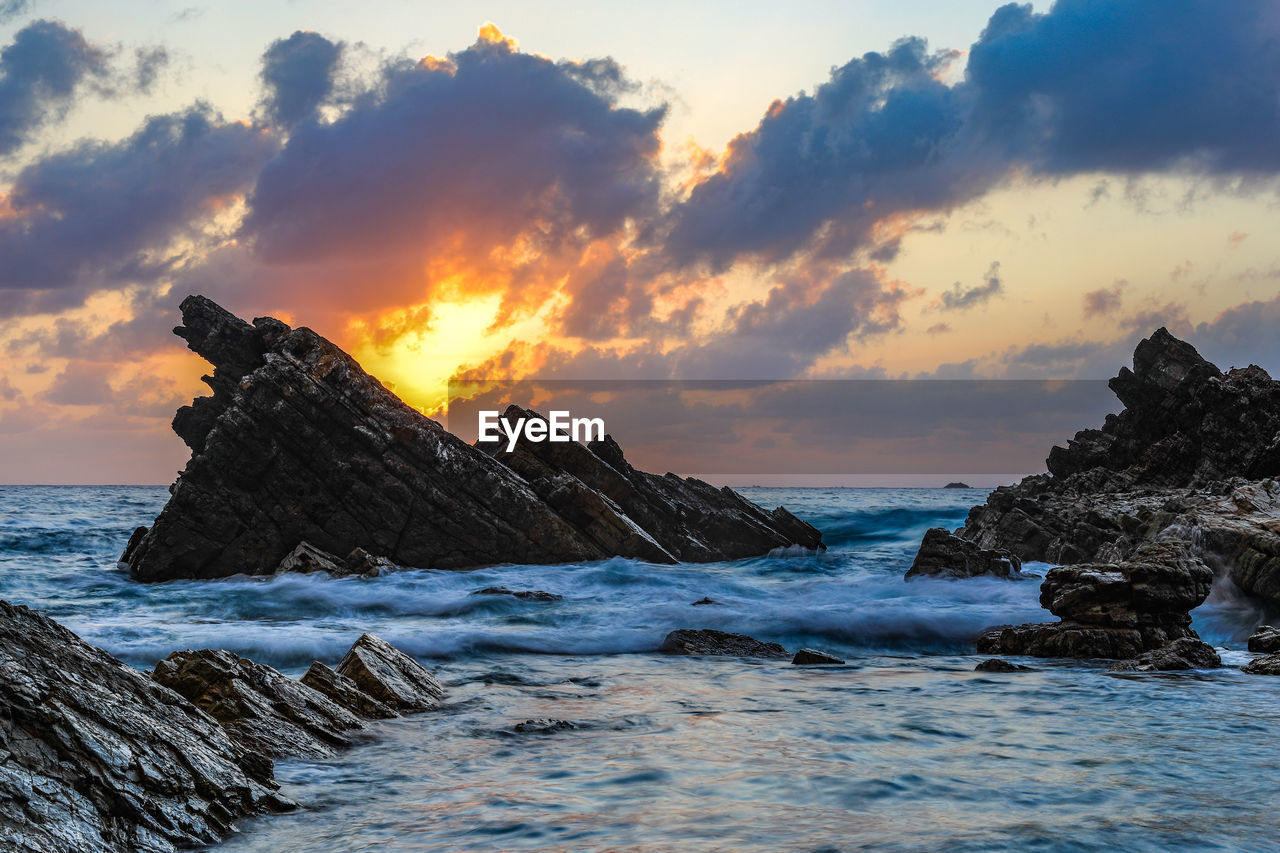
[1243,653,1280,675]
[1248,625,1280,653]
[124,296,822,582]
[976,541,1214,659]
[659,628,790,658]
[0,601,290,853]
[905,528,1022,579]
[152,650,368,760]
[333,633,444,712]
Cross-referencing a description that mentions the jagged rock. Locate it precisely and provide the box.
[343,547,396,578]
[274,541,345,576]
[300,662,397,719]
[473,587,564,602]
[512,719,578,734]
[478,405,825,562]
[659,628,789,658]
[977,541,1213,659]
[1243,653,1280,675]
[792,648,845,665]
[952,329,1280,606]
[691,597,720,606]
[974,658,1034,672]
[0,600,290,853]
[1107,638,1221,672]
[152,649,367,760]
[124,296,822,581]
[335,633,445,712]
[1248,625,1280,653]
[905,528,1022,579]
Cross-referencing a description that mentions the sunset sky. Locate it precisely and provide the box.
[2,0,1279,483]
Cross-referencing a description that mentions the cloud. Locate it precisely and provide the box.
[0,0,31,24]
[938,261,1003,312]
[260,30,343,127]
[38,361,114,406]
[0,374,19,400]
[1082,283,1124,318]
[926,322,952,335]
[0,105,278,318]
[0,19,109,156]
[132,45,170,93]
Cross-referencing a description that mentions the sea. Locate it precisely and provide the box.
[2,484,1278,852]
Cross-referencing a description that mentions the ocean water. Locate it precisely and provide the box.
[2,485,1278,852]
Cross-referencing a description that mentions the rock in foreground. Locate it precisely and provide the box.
[974,658,1034,672]
[1243,653,1280,675]
[0,601,289,853]
[335,633,445,712]
[660,629,790,658]
[1106,638,1221,672]
[123,296,822,581]
[792,648,845,665]
[905,528,1022,580]
[1247,625,1280,653]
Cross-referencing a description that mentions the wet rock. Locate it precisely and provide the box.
[691,596,721,606]
[659,628,789,659]
[274,541,345,575]
[1107,638,1221,672]
[977,541,1214,659]
[335,633,445,712]
[344,547,396,578]
[512,719,578,734]
[473,586,564,602]
[792,648,845,665]
[124,296,823,581]
[905,527,1022,579]
[974,658,1034,672]
[1247,625,1280,653]
[1242,653,1280,675]
[0,600,290,853]
[300,662,397,719]
[152,649,367,760]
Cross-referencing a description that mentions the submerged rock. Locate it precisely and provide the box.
[1243,653,1280,675]
[691,596,721,606]
[659,628,790,658]
[977,541,1214,659]
[792,648,845,665]
[512,719,578,734]
[335,633,445,712]
[152,649,368,760]
[1107,638,1221,672]
[974,658,1035,672]
[0,600,290,853]
[473,587,564,602]
[123,296,823,582]
[1247,625,1280,653]
[905,527,1022,579]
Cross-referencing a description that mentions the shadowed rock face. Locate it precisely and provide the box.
[124,296,822,582]
[905,527,1022,579]
[0,601,291,853]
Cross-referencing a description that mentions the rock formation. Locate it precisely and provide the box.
[974,658,1034,672]
[1106,637,1221,672]
[1248,625,1280,653]
[914,328,1280,659]
[332,633,444,712]
[792,648,844,665]
[123,296,822,582]
[905,528,1023,579]
[0,601,291,853]
[1243,653,1280,675]
[659,628,790,658]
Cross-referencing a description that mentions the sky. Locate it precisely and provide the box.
[1,0,1279,484]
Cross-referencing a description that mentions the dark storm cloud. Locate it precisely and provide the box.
[260,30,343,127]
[664,0,1280,273]
[938,261,1002,312]
[242,35,665,264]
[0,105,278,317]
[0,19,108,156]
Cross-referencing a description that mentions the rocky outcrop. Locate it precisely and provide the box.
[473,587,563,602]
[974,658,1034,672]
[1243,653,1280,675]
[955,330,1280,596]
[659,629,789,658]
[334,633,444,712]
[792,648,844,665]
[1106,638,1221,672]
[976,540,1214,659]
[0,601,290,853]
[123,296,822,581]
[1248,625,1280,653]
[152,650,368,760]
[905,528,1022,579]
[301,663,398,719]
